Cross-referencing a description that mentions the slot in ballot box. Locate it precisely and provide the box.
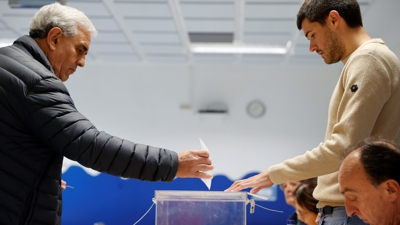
[154,191,247,225]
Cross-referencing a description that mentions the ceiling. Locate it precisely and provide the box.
[0,0,398,65]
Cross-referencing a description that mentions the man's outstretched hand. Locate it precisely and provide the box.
[225,170,273,193]
[176,149,213,179]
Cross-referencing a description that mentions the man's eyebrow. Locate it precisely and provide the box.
[341,187,355,195]
[305,30,310,38]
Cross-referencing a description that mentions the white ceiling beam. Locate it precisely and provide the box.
[0,14,23,36]
[282,2,303,65]
[102,0,146,62]
[168,0,193,63]
[282,29,301,65]
[233,0,245,63]
[234,0,245,43]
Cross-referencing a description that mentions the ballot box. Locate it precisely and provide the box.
[154,191,247,225]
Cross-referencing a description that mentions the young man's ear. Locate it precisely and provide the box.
[328,10,340,28]
[46,27,63,51]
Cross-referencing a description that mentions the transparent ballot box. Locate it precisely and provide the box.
[154,191,247,225]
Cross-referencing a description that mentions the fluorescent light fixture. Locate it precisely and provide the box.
[0,39,14,48]
[190,43,288,54]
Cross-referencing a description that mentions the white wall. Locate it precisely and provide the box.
[363,0,400,57]
[65,63,342,180]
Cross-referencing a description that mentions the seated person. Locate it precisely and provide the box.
[293,178,318,225]
[280,181,305,225]
[339,138,400,225]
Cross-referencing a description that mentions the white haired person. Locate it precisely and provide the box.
[0,3,213,225]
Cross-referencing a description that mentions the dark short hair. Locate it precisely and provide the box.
[296,0,363,30]
[354,139,400,187]
[294,177,318,214]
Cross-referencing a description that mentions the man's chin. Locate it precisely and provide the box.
[323,59,336,65]
[64,71,75,81]
[358,216,369,225]
[323,56,341,65]
[60,74,70,82]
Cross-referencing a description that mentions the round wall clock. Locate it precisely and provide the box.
[246,100,266,118]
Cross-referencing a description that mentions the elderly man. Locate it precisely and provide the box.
[0,3,212,225]
[339,139,400,225]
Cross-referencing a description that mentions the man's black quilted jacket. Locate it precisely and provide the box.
[0,35,178,225]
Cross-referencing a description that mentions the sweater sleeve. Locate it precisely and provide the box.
[24,77,179,182]
[268,50,392,184]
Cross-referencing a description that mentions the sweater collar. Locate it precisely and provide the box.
[342,38,385,65]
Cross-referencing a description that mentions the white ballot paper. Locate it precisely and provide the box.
[199,138,212,190]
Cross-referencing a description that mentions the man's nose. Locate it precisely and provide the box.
[77,56,85,67]
[309,41,317,52]
[345,202,358,217]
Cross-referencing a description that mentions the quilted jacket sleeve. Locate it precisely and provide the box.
[25,77,179,182]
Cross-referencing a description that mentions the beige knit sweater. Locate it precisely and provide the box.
[268,38,400,208]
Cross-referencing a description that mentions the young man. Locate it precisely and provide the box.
[226,0,400,224]
[0,3,213,225]
[339,139,400,225]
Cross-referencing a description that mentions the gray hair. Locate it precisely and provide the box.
[29,2,97,38]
